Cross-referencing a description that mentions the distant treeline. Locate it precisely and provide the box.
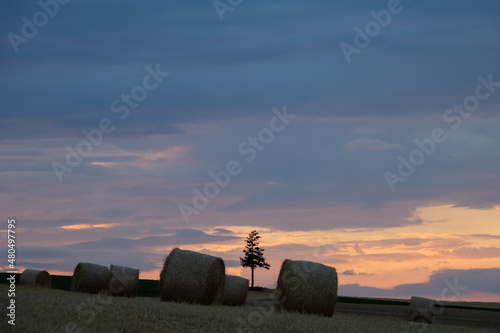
[1,272,498,312]
[0,273,159,297]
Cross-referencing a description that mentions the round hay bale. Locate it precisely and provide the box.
[223,275,249,306]
[159,248,225,305]
[107,264,139,297]
[72,262,110,294]
[20,269,51,288]
[275,259,337,316]
[409,296,436,323]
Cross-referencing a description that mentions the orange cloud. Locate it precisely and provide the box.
[60,223,118,230]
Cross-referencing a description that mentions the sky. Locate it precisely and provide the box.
[1,0,499,302]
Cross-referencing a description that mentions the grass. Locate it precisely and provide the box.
[1,284,498,333]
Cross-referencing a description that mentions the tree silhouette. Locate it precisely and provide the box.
[240,230,270,288]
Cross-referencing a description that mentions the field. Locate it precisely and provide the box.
[1,282,499,333]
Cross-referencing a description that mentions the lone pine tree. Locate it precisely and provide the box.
[240,230,270,288]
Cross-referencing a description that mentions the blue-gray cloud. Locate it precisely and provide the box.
[340,269,372,276]
[1,0,499,124]
[67,228,239,250]
[340,268,500,298]
[212,228,234,235]
[0,0,499,256]
[224,260,240,268]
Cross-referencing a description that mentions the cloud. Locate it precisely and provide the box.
[1,0,500,292]
[353,243,365,254]
[2,1,499,125]
[17,246,80,259]
[344,138,401,151]
[352,127,381,135]
[349,237,469,251]
[339,284,389,298]
[340,268,500,299]
[412,266,428,272]
[2,245,163,273]
[470,234,500,240]
[212,228,234,235]
[341,269,356,275]
[224,260,241,268]
[340,269,372,276]
[22,219,93,229]
[67,229,239,250]
[15,262,61,270]
[445,247,500,259]
[98,208,134,218]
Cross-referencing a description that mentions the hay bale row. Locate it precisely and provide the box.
[108,264,140,297]
[158,250,338,313]
[273,259,440,322]
[66,254,439,324]
[71,263,110,294]
[223,275,249,306]
[409,296,436,324]
[275,259,338,317]
[20,269,51,288]
[272,259,442,322]
[71,262,139,297]
[160,248,225,305]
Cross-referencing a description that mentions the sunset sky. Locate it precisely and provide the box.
[1,1,499,302]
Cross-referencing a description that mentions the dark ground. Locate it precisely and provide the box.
[335,303,500,329]
[2,273,498,329]
[247,289,500,330]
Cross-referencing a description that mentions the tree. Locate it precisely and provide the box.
[240,230,270,288]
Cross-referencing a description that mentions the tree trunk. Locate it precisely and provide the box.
[251,266,254,288]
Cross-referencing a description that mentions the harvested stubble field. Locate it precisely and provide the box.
[2,285,499,333]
